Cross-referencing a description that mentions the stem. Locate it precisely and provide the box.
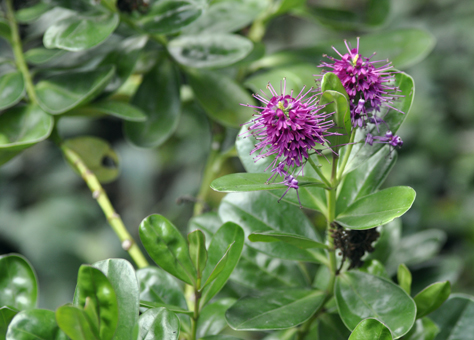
[56,133,149,268]
[307,157,332,189]
[336,129,356,180]
[190,289,201,340]
[5,0,37,103]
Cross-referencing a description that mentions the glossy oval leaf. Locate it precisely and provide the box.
[136,267,187,310]
[414,281,451,319]
[430,294,474,340]
[359,259,390,280]
[248,231,327,249]
[124,59,181,148]
[348,318,393,340]
[0,254,38,310]
[43,12,119,51]
[74,265,118,340]
[0,72,25,111]
[169,34,253,68]
[197,298,236,338]
[6,309,67,340]
[188,230,208,279]
[211,173,325,192]
[139,0,202,34]
[0,105,53,151]
[1,307,17,340]
[188,213,223,246]
[187,69,254,127]
[55,305,99,340]
[219,192,324,262]
[36,65,115,115]
[200,222,245,306]
[337,146,397,214]
[139,214,196,286]
[225,289,325,330]
[137,307,179,340]
[63,136,120,183]
[24,48,66,65]
[335,271,416,338]
[93,259,139,340]
[335,186,416,230]
[70,101,147,122]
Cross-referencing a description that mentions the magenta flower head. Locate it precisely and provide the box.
[319,37,404,128]
[242,79,335,172]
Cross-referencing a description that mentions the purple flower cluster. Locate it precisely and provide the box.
[242,79,336,205]
[318,37,405,150]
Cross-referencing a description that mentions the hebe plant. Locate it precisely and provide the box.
[0,0,470,340]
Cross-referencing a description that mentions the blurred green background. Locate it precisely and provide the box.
[1,0,474,309]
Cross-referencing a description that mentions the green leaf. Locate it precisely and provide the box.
[199,336,243,340]
[70,101,147,122]
[74,265,118,340]
[139,214,197,286]
[139,301,193,316]
[318,313,351,340]
[24,48,66,65]
[0,105,53,152]
[15,3,50,23]
[398,264,412,295]
[0,254,37,310]
[169,34,253,68]
[188,230,208,279]
[219,192,325,262]
[55,305,99,340]
[430,294,474,340]
[335,271,416,338]
[0,72,25,111]
[188,213,223,247]
[404,318,439,340]
[335,186,416,230]
[139,0,202,34]
[6,309,67,340]
[200,222,245,306]
[124,59,181,148]
[320,90,351,150]
[211,173,326,192]
[0,19,11,43]
[93,259,139,340]
[365,0,391,27]
[63,136,120,183]
[183,0,267,35]
[414,281,451,319]
[349,318,393,340]
[137,307,179,340]
[136,267,187,310]
[337,146,397,214]
[43,12,119,51]
[248,231,327,250]
[225,289,325,330]
[244,64,320,95]
[359,259,390,280]
[197,298,236,338]
[0,307,17,340]
[36,65,115,115]
[187,69,254,127]
[202,243,231,289]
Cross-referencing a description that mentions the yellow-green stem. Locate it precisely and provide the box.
[5,0,38,104]
[60,143,149,269]
[336,130,356,180]
[190,289,201,340]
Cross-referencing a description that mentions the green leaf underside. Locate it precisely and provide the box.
[169,34,253,68]
[6,309,67,340]
[43,12,119,51]
[348,318,393,340]
[335,186,416,230]
[218,192,324,262]
[430,295,474,340]
[0,254,38,310]
[137,307,179,340]
[139,301,193,316]
[225,289,325,330]
[335,271,416,338]
[139,214,197,285]
[93,259,139,340]
[248,231,327,249]
[414,281,451,319]
[211,173,325,192]
[36,66,115,115]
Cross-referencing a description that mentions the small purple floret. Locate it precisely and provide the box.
[278,174,302,208]
[367,131,403,148]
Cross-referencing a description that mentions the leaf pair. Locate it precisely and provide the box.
[139,215,244,306]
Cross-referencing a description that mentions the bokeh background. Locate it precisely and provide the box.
[1,0,473,309]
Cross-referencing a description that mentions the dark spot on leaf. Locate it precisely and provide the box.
[101,155,117,168]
